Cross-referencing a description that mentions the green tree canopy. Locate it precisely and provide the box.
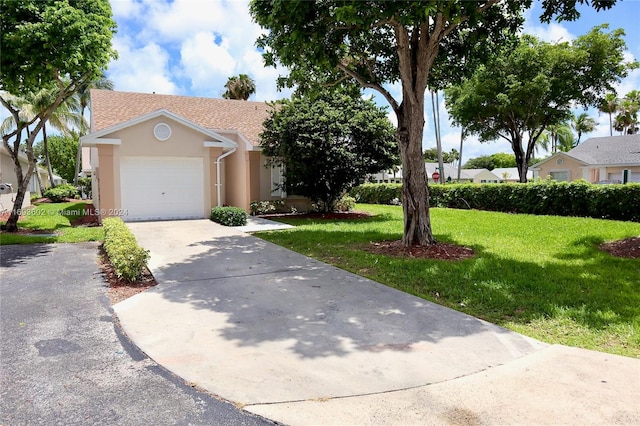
[34,134,78,183]
[1,0,117,231]
[423,147,459,164]
[260,85,397,212]
[463,153,518,170]
[251,0,618,246]
[445,26,635,182]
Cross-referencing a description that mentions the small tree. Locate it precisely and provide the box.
[34,134,79,183]
[260,86,397,212]
[1,0,116,231]
[446,27,636,182]
[251,0,618,246]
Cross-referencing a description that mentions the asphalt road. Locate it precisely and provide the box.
[0,242,276,426]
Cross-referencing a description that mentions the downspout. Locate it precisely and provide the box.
[216,147,237,207]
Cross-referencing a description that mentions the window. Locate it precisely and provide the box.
[549,171,569,182]
[271,164,285,198]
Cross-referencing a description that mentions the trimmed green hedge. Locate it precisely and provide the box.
[102,217,150,282]
[210,206,248,226]
[44,184,79,202]
[350,181,640,222]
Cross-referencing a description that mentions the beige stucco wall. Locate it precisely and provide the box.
[600,166,640,182]
[470,170,500,183]
[92,116,267,220]
[536,156,584,182]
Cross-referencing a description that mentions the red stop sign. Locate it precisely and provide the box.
[432,172,440,181]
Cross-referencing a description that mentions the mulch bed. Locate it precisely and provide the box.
[600,237,640,259]
[261,211,373,220]
[97,246,157,305]
[364,240,476,260]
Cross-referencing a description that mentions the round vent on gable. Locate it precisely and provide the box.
[556,158,563,165]
[154,123,172,141]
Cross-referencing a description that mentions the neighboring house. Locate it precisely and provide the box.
[461,168,501,183]
[80,89,301,222]
[0,145,50,212]
[492,167,533,183]
[370,163,500,183]
[531,135,640,183]
[370,167,403,183]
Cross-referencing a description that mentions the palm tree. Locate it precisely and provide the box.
[73,74,114,184]
[615,98,639,135]
[598,93,619,136]
[2,88,83,188]
[621,90,640,134]
[222,74,256,100]
[541,122,574,153]
[571,112,596,146]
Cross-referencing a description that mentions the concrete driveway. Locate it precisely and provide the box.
[0,242,274,426]
[116,220,640,425]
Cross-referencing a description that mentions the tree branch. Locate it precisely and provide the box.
[337,63,400,113]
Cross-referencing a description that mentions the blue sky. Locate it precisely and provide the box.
[106,0,639,161]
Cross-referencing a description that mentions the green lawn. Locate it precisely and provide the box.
[256,204,640,358]
[0,202,103,245]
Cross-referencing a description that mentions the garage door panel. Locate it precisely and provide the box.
[120,157,204,221]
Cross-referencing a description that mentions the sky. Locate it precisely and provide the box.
[74,0,640,161]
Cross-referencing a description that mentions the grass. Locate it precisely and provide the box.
[256,204,640,358]
[0,202,103,245]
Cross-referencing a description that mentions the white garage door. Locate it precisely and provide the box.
[120,157,204,221]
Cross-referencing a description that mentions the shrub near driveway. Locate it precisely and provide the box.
[257,204,640,357]
[102,218,149,282]
[210,206,248,226]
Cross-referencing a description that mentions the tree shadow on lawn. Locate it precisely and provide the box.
[152,232,537,361]
[262,227,640,336]
[150,228,638,358]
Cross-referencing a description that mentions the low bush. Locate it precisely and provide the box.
[250,200,286,216]
[44,184,79,202]
[351,181,640,222]
[334,195,356,212]
[210,206,248,226]
[102,217,150,282]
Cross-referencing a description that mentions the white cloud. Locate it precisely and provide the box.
[110,0,143,19]
[107,36,179,94]
[142,0,260,52]
[524,22,575,43]
[237,49,291,101]
[180,32,236,95]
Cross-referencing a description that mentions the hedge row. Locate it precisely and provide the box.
[102,217,150,282]
[350,181,640,222]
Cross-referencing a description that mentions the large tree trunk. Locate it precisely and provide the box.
[397,102,435,246]
[3,146,35,232]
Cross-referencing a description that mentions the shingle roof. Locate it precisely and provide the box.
[90,90,271,146]
[566,134,640,165]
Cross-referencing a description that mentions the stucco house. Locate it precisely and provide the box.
[80,90,294,222]
[370,163,500,183]
[531,134,640,183]
[492,167,533,183]
[1,145,50,212]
